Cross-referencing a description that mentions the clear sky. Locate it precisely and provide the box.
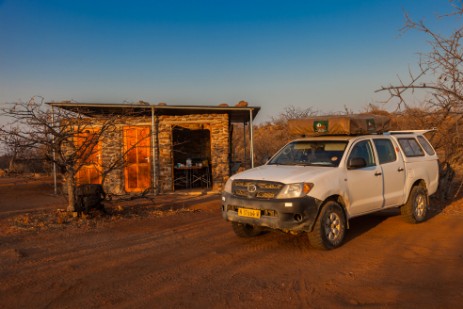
[0,0,459,123]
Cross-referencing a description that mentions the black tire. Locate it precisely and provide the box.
[401,185,428,223]
[308,201,346,250]
[231,222,263,238]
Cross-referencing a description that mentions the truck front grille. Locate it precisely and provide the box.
[232,180,284,199]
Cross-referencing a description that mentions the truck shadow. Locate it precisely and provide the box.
[343,211,396,244]
[344,195,458,245]
[427,195,457,218]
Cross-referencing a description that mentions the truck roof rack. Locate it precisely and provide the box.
[385,129,437,135]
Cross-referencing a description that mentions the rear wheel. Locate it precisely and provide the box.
[308,201,346,250]
[401,185,428,223]
[231,222,263,238]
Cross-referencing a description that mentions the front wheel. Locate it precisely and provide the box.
[401,185,428,223]
[231,222,264,238]
[308,201,346,250]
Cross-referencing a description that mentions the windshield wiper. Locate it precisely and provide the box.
[309,162,335,166]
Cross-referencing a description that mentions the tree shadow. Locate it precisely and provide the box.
[344,190,463,245]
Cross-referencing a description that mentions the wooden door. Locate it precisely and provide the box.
[124,126,151,192]
[75,130,101,185]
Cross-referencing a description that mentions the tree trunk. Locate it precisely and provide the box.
[66,172,76,212]
[8,151,17,173]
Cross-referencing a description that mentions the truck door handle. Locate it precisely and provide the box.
[374,172,382,176]
[398,167,404,172]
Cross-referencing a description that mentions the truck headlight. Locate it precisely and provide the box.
[276,183,313,199]
[223,178,233,193]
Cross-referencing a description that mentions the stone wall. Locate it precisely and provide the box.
[74,113,230,194]
[157,113,230,192]
[100,127,124,195]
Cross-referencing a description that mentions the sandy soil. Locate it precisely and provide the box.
[1,176,463,308]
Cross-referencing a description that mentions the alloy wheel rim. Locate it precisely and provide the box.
[415,194,426,218]
[324,212,342,241]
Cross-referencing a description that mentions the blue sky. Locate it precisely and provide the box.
[0,0,459,123]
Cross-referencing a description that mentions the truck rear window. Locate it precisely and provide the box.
[417,135,436,155]
[398,138,425,157]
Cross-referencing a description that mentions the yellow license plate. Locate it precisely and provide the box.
[238,208,261,218]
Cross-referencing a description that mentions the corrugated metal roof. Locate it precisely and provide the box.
[47,102,260,123]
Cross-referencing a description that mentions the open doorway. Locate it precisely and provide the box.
[172,126,211,190]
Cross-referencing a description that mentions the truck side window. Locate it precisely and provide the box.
[373,139,396,164]
[417,135,436,155]
[398,138,425,157]
[348,140,376,167]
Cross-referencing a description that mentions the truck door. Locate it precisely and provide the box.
[373,139,406,207]
[345,140,384,216]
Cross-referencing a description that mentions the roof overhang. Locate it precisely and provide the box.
[47,102,260,123]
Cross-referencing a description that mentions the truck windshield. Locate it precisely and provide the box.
[268,141,348,167]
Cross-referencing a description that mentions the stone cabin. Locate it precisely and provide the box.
[48,102,260,195]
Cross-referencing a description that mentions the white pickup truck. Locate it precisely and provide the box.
[221,130,439,250]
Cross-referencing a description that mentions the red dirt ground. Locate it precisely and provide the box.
[0,176,463,308]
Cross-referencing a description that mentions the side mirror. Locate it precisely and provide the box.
[348,157,367,169]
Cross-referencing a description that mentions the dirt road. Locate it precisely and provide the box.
[1,177,463,308]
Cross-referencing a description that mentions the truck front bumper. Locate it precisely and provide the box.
[221,192,323,232]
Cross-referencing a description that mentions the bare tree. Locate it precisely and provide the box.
[0,97,149,211]
[273,105,318,123]
[0,126,35,173]
[377,0,463,168]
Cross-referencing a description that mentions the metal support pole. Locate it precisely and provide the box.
[52,106,57,195]
[243,121,247,168]
[151,107,157,194]
[249,109,255,168]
